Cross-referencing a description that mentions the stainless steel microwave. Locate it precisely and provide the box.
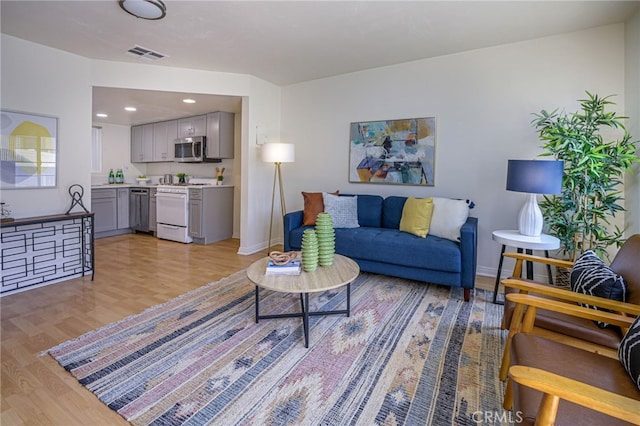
[174,136,221,163]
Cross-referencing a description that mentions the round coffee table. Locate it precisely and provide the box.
[247,253,360,348]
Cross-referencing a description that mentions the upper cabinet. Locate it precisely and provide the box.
[131,112,234,163]
[178,115,207,138]
[131,123,153,162]
[206,112,234,159]
[152,120,177,162]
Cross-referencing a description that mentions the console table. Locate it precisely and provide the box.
[1,212,94,296]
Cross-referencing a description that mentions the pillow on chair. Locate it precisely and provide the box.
[618,315,640,391]
[571,250,627,327]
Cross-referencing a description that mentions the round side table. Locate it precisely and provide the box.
[492,230,560,304]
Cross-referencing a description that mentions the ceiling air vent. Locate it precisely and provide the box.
[127,45,167,61]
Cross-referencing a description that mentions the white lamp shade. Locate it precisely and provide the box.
[261,143,295,163]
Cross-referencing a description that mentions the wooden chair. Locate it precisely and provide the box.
[503,293,640,425]
[499,234,640,381]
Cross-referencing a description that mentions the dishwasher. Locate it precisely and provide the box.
[129,188,150,233]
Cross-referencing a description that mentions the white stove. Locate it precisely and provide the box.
[155,178,218,243]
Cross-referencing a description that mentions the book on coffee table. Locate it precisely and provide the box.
[266,260,301,275]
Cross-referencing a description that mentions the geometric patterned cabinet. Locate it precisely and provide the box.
[0,212,94,296]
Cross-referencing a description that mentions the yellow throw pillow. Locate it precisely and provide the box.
[399,197,434,238]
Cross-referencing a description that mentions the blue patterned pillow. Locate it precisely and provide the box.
[570,250,627,328]
[618,315,640,391]
[322,193,359,228]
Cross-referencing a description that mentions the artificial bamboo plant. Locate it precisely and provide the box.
[532,91,639,261]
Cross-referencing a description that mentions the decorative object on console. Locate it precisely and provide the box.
[315,212,335,266]
[118,0,166,20]
[322,192,359,228]
[65,184,89,214]
[262,142,295,252]
[301,229,319,272]
[1,202,13,223]
[349,117,436,186]
[506,159,563,237]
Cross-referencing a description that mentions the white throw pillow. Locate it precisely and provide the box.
[429,197,470,241]
[322,193,359,228]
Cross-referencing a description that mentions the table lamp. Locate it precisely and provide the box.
[262,143,295,252]
[506,159,564,237]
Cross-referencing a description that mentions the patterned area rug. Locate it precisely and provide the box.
[46,271,508,425]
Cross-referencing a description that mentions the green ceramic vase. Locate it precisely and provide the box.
[315,212,335,266]
[301,228,319,272]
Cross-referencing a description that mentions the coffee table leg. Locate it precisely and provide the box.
[255,286,259,323]
[347,283,351,317]
[303,293,310,348]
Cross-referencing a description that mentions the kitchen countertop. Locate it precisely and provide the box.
[92,184,158,189]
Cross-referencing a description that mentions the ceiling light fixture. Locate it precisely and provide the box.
[96,113,108,118]
[183,99,196,104]
[119,0,166,20]
[125,107,137,112]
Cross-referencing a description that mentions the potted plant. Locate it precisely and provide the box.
[532,91,639,262]
[176,172,187,184]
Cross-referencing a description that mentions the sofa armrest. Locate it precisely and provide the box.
[508,366,640,424]
[283,210,303,252]
[459,216,478,289]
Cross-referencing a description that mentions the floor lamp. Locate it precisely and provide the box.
[262,143,295,253]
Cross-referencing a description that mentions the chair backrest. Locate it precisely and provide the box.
[610,234,640,305]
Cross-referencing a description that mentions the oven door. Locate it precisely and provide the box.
[156,192,188,227]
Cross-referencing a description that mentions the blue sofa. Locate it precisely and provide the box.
[283,194,478,301]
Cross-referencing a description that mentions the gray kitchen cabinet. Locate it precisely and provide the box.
[117,188,130,229]
[92,188,132,238]
[188,186,233,244]
[149,188,157,232]
[206,111,234,159]
[178,115,207,138]
[93,189,117,233]
[152,120,177,162]
[131,123,153,162]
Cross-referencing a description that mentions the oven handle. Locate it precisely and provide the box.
[156,192,188,199]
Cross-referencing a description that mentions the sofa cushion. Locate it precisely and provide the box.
[382,196,407,229]
[571,250,627,328]
[429,197,470,241]
[399,197,434,238]
[334,227,461,272]
[619,315,640,391]
[323,193,359,228]
[351,194,384,228]
[301,191,338,226]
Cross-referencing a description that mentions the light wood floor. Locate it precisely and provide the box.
[1,234,495,425]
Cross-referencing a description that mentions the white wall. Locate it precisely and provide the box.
[281,24,628,279]
[1,35,92,217]
[1,38,282,254]
[625,9,640,235]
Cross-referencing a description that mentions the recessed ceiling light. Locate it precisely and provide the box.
[183,99,196,104]
[125,106,137,112]
[96,113,108,118]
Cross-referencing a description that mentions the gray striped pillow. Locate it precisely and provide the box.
[618,316,640,391]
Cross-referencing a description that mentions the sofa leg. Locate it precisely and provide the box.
[463,288,470,302]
